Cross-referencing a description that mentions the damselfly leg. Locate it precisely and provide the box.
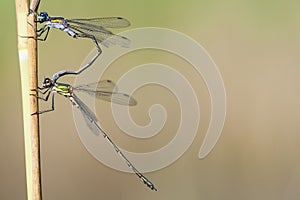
[31,87,55,115]
[36,26,50,41]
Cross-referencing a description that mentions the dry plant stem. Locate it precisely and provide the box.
[15,0,41,199]
[30,0,40,12]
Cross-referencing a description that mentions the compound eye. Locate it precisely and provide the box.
[42,77,51,86]
[38,12,48,20]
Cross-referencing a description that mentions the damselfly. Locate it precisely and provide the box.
[34,11,131,76]
[34,71,157,191]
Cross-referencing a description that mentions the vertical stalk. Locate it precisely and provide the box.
[15,0,41,199]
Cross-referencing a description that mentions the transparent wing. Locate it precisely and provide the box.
[94,91,137,106]
[68,17,130,29]
[74,80,137,106]
[74,80,118,92]
[72,94,100,136]
[67,17,130,47]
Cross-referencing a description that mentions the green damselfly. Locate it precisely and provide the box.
[34,71,157,191]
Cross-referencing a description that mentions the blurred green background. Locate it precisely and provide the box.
[1,0,300,199]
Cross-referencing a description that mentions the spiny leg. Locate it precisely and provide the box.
[31,87,50,95]
[36,26,50,41]
[19,24,50,41]
[32,92,56,115]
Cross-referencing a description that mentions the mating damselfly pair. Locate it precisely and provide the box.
[32,11,157,191]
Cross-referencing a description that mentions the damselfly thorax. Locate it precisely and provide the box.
[46,18,77,37]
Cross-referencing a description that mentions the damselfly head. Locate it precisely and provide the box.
[42,77,53,88]
[37,12,50,22]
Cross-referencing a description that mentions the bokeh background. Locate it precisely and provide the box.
[1,0,300,199]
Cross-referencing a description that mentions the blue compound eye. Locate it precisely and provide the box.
[38,12,49,20]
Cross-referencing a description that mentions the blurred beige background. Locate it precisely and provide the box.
[1,0,300,199]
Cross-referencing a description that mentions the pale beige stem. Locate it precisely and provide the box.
[15,0,42,199]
